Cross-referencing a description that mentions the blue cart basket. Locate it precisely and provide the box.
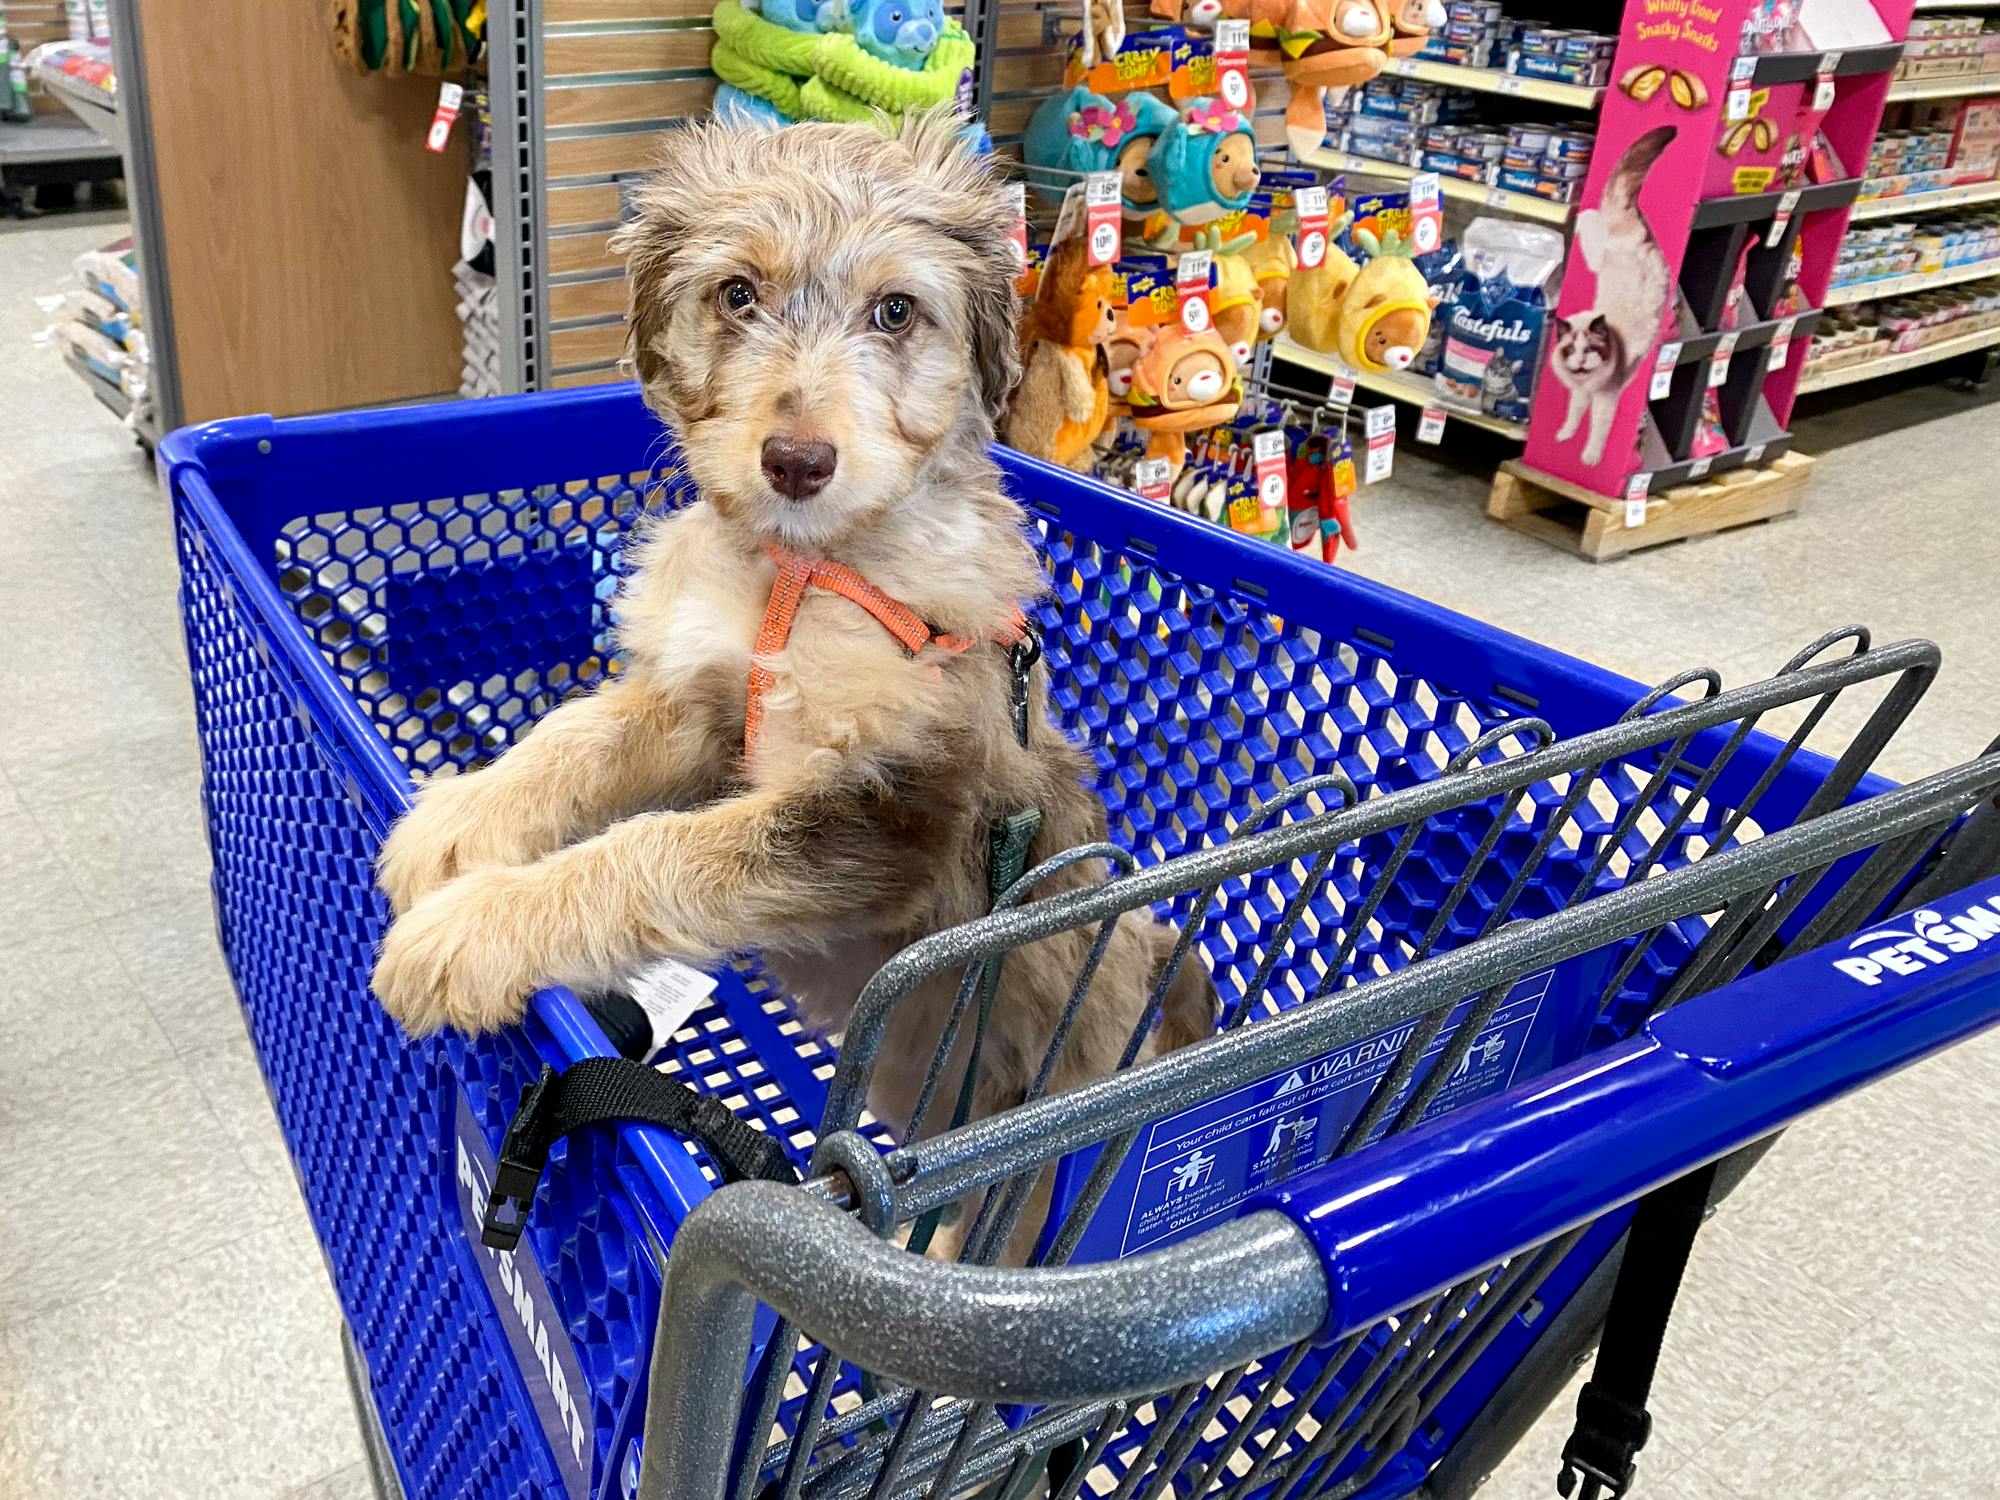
[160,385,2000,1500]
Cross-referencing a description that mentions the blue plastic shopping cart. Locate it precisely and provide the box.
[160,385,2000,1500]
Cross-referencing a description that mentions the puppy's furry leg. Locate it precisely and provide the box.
[373,773,919,1035]
[376,673,720,915]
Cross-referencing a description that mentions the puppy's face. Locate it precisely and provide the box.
[614,114,1021,551]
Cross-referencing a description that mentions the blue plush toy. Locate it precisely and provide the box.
[1024,88,1180,214]
[741,0,832,33]
[1149,97,1261,225]
[824,0,942,67]
[714,82,795,126]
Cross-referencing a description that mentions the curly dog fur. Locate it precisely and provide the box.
[371,112,1216,1183]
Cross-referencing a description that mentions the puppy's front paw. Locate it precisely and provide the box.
[372,870,544,1037]
[378,773,534,916]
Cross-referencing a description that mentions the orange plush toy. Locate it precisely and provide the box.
[1003,236,1118,469]
[1127,322,1242,475]
[1241,0,1393,155]
[1386,0,1443,55]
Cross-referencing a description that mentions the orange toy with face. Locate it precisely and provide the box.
[1002,236,1118,469]
[1127,323,1242,473]
[1387,0,1444,56]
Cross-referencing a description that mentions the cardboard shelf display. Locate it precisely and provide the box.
[1517,0,1914,503]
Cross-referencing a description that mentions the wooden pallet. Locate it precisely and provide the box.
[1487,453,1813,562]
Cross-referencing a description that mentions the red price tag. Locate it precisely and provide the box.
[1767,316,1797,371]
[1084,172,1122,267]
[1417,405,1446,444]
[1623,471,1651,528]
[1252,428,1287,513]
[1177,250,1214,334]
[1766,188,1801,249]
[426,82,465,153]
[1135,457,1172,502]
[1708,331,1739,389]
[1408,172,1443,257]
[1294,185,1330,271]
[1214,19,1253,112]
[1814,53,1840,112]
[1363,404,1396,484]
[1650,342,1681,401]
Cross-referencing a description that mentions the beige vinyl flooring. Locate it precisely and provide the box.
[1,211,1995,1500]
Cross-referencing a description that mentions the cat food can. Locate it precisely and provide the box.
[1544,132,1595,164]
[1508,123,1552,153]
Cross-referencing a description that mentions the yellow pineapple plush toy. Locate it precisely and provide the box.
[1285,239,1360,356]
[1335,225,1437,372]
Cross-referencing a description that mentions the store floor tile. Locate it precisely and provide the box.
[3,209,1996,1497]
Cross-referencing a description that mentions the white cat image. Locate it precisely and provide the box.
[1550,126,1676,466]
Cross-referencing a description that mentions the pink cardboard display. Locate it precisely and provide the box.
[1523,0,1911,498]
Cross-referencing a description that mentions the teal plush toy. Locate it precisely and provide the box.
[824,0,943,66]
[715,82,795,125]
[1024,88,1180,216]
[1150,97,1261,226]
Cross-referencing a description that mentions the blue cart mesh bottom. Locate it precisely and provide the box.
[168,397,1874,1500]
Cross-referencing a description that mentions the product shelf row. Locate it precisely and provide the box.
[1824,255,2000,305]
[1798,317,2000,390]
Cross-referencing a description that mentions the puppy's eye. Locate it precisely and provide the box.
[718,278,758,319]
[873,294,916,334]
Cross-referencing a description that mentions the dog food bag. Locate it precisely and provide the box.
[1431,217,1565,424]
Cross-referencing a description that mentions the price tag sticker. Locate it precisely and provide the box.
[1363,405,1396,483]
[1708,331,1739,388]
[1177,250,1214,333]
[1295,185,1330,270]
[1253,427,1288,511]
[1417,404,1446,444]
[1135,457,1173,502]
[1815,52,1841,112]
[1408,172,1443,256]
[1731,54,1757,83]
[1487,186,1513,208]
[1624,471,1652,529]
[1393,54,1419,76]
[1746,442,1769,465]
[1085,171,1123,267]
[426,82,465,153]
[1328,365,1358,408]
[1766,188,1802,249]
[1499,75,1523,93]
[1650,342,1682,401]
[1687,456,1713,481]
[1214,19,1253,110]
[1726,85,1752,122]
[1767,316,1797,371]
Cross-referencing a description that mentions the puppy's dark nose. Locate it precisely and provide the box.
[761,437,837,500]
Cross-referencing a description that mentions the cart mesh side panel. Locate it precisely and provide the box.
[175,500,659,1500]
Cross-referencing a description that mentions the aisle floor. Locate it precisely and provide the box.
[1,212,1995,1500]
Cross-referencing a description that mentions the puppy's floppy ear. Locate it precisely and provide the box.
[894,111,1024,422]
[612,118,762,392]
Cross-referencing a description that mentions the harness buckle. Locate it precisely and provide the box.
[1008,622,1043,749]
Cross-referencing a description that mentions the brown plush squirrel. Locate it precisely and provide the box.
[1003,236,1118,470]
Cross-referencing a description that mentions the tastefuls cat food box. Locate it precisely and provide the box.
[1433,218,1566,425]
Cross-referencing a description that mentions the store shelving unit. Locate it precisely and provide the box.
[1380,54,1603,109]
[1799,319,2000,390]
[1886,72,2000,101]
[1850,177,2000,219]
[1299,146,1575,226]
[1273,335,1528,437]
[1824,254,2000,304]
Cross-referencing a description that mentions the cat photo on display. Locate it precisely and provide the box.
[1549,125,1676,466]
[1481,350,1520,412]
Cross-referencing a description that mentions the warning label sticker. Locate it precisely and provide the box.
[1117,969,1552,1256]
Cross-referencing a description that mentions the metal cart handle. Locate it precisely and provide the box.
[635,1186,1328,1500]
[1262,871,2000,1344]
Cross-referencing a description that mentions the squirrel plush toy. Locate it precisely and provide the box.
[1003,235,1119,469]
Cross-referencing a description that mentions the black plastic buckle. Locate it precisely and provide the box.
[481,1065,556,1251]
[1557,1451,1633,1500]
[1008,621,1043,749]
[1558,1382,1648,1500]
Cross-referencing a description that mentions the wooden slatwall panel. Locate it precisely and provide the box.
[541,0,996,386]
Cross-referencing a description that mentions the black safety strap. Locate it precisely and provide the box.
[480,1058,799,1251]
[1557,1160,1720,1500]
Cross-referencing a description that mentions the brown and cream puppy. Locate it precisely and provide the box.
[371,112,1216,1161]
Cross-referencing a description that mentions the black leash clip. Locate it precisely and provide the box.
[1008,621,1043,749]
[481,1065,557,1252]
[1557,1380,1650,1500]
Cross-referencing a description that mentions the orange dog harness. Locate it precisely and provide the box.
[743,544,1027,759]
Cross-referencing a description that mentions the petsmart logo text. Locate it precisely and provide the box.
[452,1092,594,1500]
[1832,896,2000,986]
